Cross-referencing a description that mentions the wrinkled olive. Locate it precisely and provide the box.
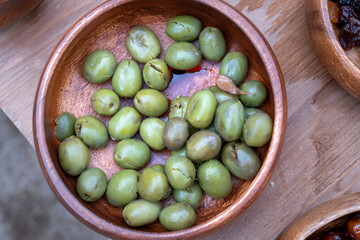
[113,139,150,169]
[199,27,226,62]
[244,108,264,122]
[77,168,107,202]
[143,59,170,90]
[106,169,139,207]
[208,86,238,105]
[91,89,120,116]
[173,182,203,209]
[171,146,187,157]
[243,112,273,147]
[220,52,248,85]
[82,49,117,84]
[58,136,90,176]
[185,89,217,128]
[159,203,196,231]
[239,80,268,107]
[164,42,202,70]
[166,15,202,41]
[139,118,166,150]
[197,159,232,199]
[138,167,169,202]
[186,130,221,163]
[75,116,108,148]
[126,26,161,63]
[165,155,195,190]
[162,117,189,151]
[112,59,142,98]
[168,95,190,119]
[150,164,172,199]
[108,106,141,140]
[134,89,169,117]
[54,112,76,142]
[123,199,161,227]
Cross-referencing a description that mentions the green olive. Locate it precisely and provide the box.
[143,59,170,91]
[186,130,221,163]
[173,182,203,209]
[171,146,187,157]
[185,89,217,128]
[204,121,216,133]
[106,169,139,207]
[112,59,142,98]
[126,26,161,63]
[134,89,169,117]
[197,159,232,199]
[113,139,150,169]
[208,86,238,105]
[58,136,90,176]
[150,164,173,199]
[77,168,107,202]
[162,117,189,151]
[75,116,108,148]
[239,80,268,107]
[244,108,264,122]
[168,95,190,119]
[108,106,141,140]
[199,27,226,62]
[165,155,195,190]
[165,42,202,70]
[219,52,248,85]
[214,99,244,141]
[243,112,273,147]
[82,49,117,84]
[91,89,120,116]
[159,203,196,231]
[166,15,202,41]
[123,199,162,227]
[138,167,169,202]
[221,142,260,180]
[54,112,76,142]
[139,118,165,150]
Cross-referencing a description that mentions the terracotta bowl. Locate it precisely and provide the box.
[305,0,360,101]
[33,0,287,239]
[278,193,360,240]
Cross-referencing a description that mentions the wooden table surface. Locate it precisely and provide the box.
[1,0,360,239]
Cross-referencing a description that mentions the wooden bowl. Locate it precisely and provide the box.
[33,0,287,239]
[278,193,360,240]
[305,0,360,101]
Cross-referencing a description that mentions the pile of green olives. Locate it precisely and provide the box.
[54,14,274,232]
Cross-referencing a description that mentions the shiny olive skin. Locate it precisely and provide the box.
[208,86,238,105]
[244,108,264,122]
[91,89,120,116]
[221,142,260,180]
[82,49,117,84]
[220,52,248,85]
[185,89,217,128]
[77,168,107,202]
[214,99,244,141]
[126,26,161,63]
[106,170,139,207]
[58,136,90,176]
[134,89,168,117]
[243,112,273,147]
[169,95,190,119]
[186,130,222,163]
[123,199,161,227]
[150,164,172,199]
[112,59,142,98]
[138,167,169,202]
[143,59,170,90]
[173,182,203,209]
[162,117,189,151]
[239,80,268,107]
[75,116,108,148]
[197,159,232,199]
[108,106,141,140]
[159,203,196,231]
[199,27,226,62]
[54,112,76,142]
[139,118,166,150]
[165,42,202,70]
[171,146,187,157]
[165,156,195,190]
[113,139,150,169]
[166,15,202,41]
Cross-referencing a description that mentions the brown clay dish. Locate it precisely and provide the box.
[33,0,287,239]
[305,0,360,101]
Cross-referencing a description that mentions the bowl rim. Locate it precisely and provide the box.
[32,0,287,239]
